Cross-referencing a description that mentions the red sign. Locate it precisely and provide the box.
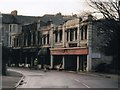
[50,47,88,55]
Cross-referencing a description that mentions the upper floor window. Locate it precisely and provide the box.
[54,31,58,43]
[59,30,62,42]
[33,31,36,45]
[81,25,87,40]
[9,25,12,32]
[38,31,41,45]
[67,31,69,41]
[75,28,77,40]
[70,30,74,41]
[85,26,87,39]
[13,25,15,32]
[43,36,46,45]
[81,28,83,40]
[66,28,77,42]
[1,27,4,36]
[10,36,11,45]
[47,34,49,44]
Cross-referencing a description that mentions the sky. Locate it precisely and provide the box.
[0,0,92,16]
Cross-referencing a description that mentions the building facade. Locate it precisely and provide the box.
[38,15,112,72]
[1,11,113,72]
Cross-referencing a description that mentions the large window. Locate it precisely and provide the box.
[66,28,77,42]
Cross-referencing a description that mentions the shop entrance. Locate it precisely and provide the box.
[79,55,87,71]
[53,55,62,69]
[64,55,77,71]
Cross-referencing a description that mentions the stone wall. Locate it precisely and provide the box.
[91,21,113,70]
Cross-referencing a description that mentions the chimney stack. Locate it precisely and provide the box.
[11,10,17,16]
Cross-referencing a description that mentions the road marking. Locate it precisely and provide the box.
[82,83,90,88]
[74,79,90,88]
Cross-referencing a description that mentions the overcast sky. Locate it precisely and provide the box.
[0,0,92,16]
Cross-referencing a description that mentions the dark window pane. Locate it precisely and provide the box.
[81,28,83,40]
[70,30,74,41]
[60,30,62,42]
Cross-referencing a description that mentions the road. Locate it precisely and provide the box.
[9,68,118,88]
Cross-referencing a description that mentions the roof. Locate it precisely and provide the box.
[2,14,41,25]
[40,14,72,25]
[15,15,41,25]
[1,13,74,25]
[2,14,18,24]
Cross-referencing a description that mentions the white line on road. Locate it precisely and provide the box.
[74,79,90,88]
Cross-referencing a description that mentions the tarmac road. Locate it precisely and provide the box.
[8,68,118,89]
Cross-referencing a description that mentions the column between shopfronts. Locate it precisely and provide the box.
[77,56,79,72]
[62,56,65,69]
[50,55,53,69]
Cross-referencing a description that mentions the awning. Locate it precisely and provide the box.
[38,47,49,56]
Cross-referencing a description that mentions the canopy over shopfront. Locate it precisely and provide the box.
[38,47,50,56]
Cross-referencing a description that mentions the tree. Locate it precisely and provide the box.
[87,0,120,21]
[87,0,120,73]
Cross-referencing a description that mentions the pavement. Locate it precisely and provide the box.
[2,69,23,89]
[68,70,120,87]
[77,72,119,79]
[67,70,119,80]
